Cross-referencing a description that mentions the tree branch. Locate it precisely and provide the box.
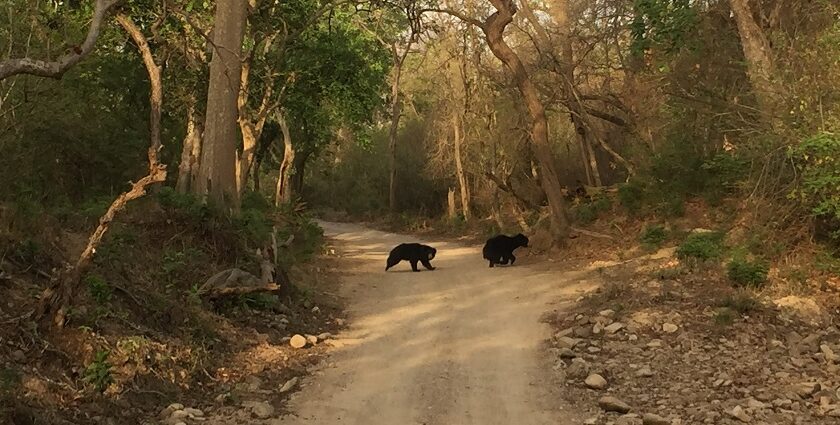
[0,0,123,80]
[419,8,485,28]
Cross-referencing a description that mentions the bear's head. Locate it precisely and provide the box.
[426,246,437,260]
[514,233,529,248]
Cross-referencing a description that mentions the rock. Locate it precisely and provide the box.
[642,413,670,425]
[279,377,299,393]
[647,340,663,348]
[774,296,826,325]
[159,404,184,420]
[598,396,632,413]
[250,401,275,419]
[821,344,838,362]
[727,406,751,422]
[566,359,589,379]
[183,408,204,417]
[169,410,189,421]
[290,334,307,349]
[585,374,608,390]
[616,414,643,425]
[558,348,577,359]
[793,382,820,398]
[11,350,25,363]
[583,417,598,425]
[599,309,616,318]
[746,398,767,409]
[305,334,319,345]
[593,323,604,334]
[557,336,582,348]
[311,306,320,314]
[335,318,346,326]
[244,375,263,391]
[636,367,654,378]
[662,323,679,333]
[574,326,592,338]
[605,322,625,334]
[317,332,332,341]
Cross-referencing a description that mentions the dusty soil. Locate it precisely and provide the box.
[262,221,593,425]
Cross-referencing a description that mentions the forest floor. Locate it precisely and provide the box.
[3,217,839,425]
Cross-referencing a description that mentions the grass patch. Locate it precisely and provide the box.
[718,291,760,314]
[640,224,668,250]
[677,231,725,261]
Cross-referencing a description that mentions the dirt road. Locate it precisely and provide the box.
[277,221,593,425]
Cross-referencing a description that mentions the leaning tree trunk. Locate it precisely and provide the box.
[176,97,203,194]
[452,112,471,221]
[483,0,571,241]
[36,14,167,329]
[387,55,403,213]
[275,110,295,206]
[194,0,247,213]
[728,0,779,118]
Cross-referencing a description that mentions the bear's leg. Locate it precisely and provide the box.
[499,255,510,265]
[509,253,517,265]
[421,259,435,270]
[410,260,420,272]
[488,260,495,268]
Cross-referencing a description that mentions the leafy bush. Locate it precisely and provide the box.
[676,231,725,261]
[618,180,645,214]
[726,257,768,287]
[790,132,840,241]
[640,224,668,249]
[83,350,113,392]
[85,274,112,305]
[573,196,612,224]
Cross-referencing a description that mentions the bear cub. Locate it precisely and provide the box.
[386,243,437,272]
[483,233,529,267]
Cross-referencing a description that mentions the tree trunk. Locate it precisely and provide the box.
[452,112,471,221]
[36,14,167,328]
[728,0,778,118]
[237,55,274,195]
[176,98,203,194]
[482,0,571,241]
[194,0,247,213]
[447,187,457,220]
[388,55,403,213]
[275,110,295,206]
[583,134,602,186]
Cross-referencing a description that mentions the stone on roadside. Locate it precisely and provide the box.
[642,413,670,425]
[290,334,307,349]
[605,322,625,334]
[727,406,751,423]
[585,373,608,390]
[279,377,299,393]
[250,401,275,419]
[662,323,679,333]
[598,396,632,413]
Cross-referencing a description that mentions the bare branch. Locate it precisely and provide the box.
[0,0,123,80]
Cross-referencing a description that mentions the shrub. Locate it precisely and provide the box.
[573,196,612,224]
[83,351,113,392]
[640,224,668,249]
[85,274,112,305]
[718,291,760,314]
[676,231,725,261]
[618,180,645,214]
[790,132,840,241]
[726,257,769,287]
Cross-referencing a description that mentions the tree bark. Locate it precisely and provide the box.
[0,0,121,81]
[482,0,571,241]
[195,0,247,213]
[176,97,203,194]
[275,110,295,206]
[36,13,167,328]
[237,44,275,195]
[452,112,471,221]
[728,0,778,117]
[388,56,403,213]
[447,187,457,220]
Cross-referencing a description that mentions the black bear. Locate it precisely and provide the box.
[483,233,529,268]
[385,243,437,272]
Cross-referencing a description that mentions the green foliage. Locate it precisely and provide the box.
[573,196,612,224]
[239,293,279,311]
[85,275,112,305]
[676,232,725,261]
[726,257,768,288]
[618,180,646,214]
[157,187,210,221]
[631,0,698,56]
[790,133,840,240]
[83,351,113,392]
[640,224,668,249]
